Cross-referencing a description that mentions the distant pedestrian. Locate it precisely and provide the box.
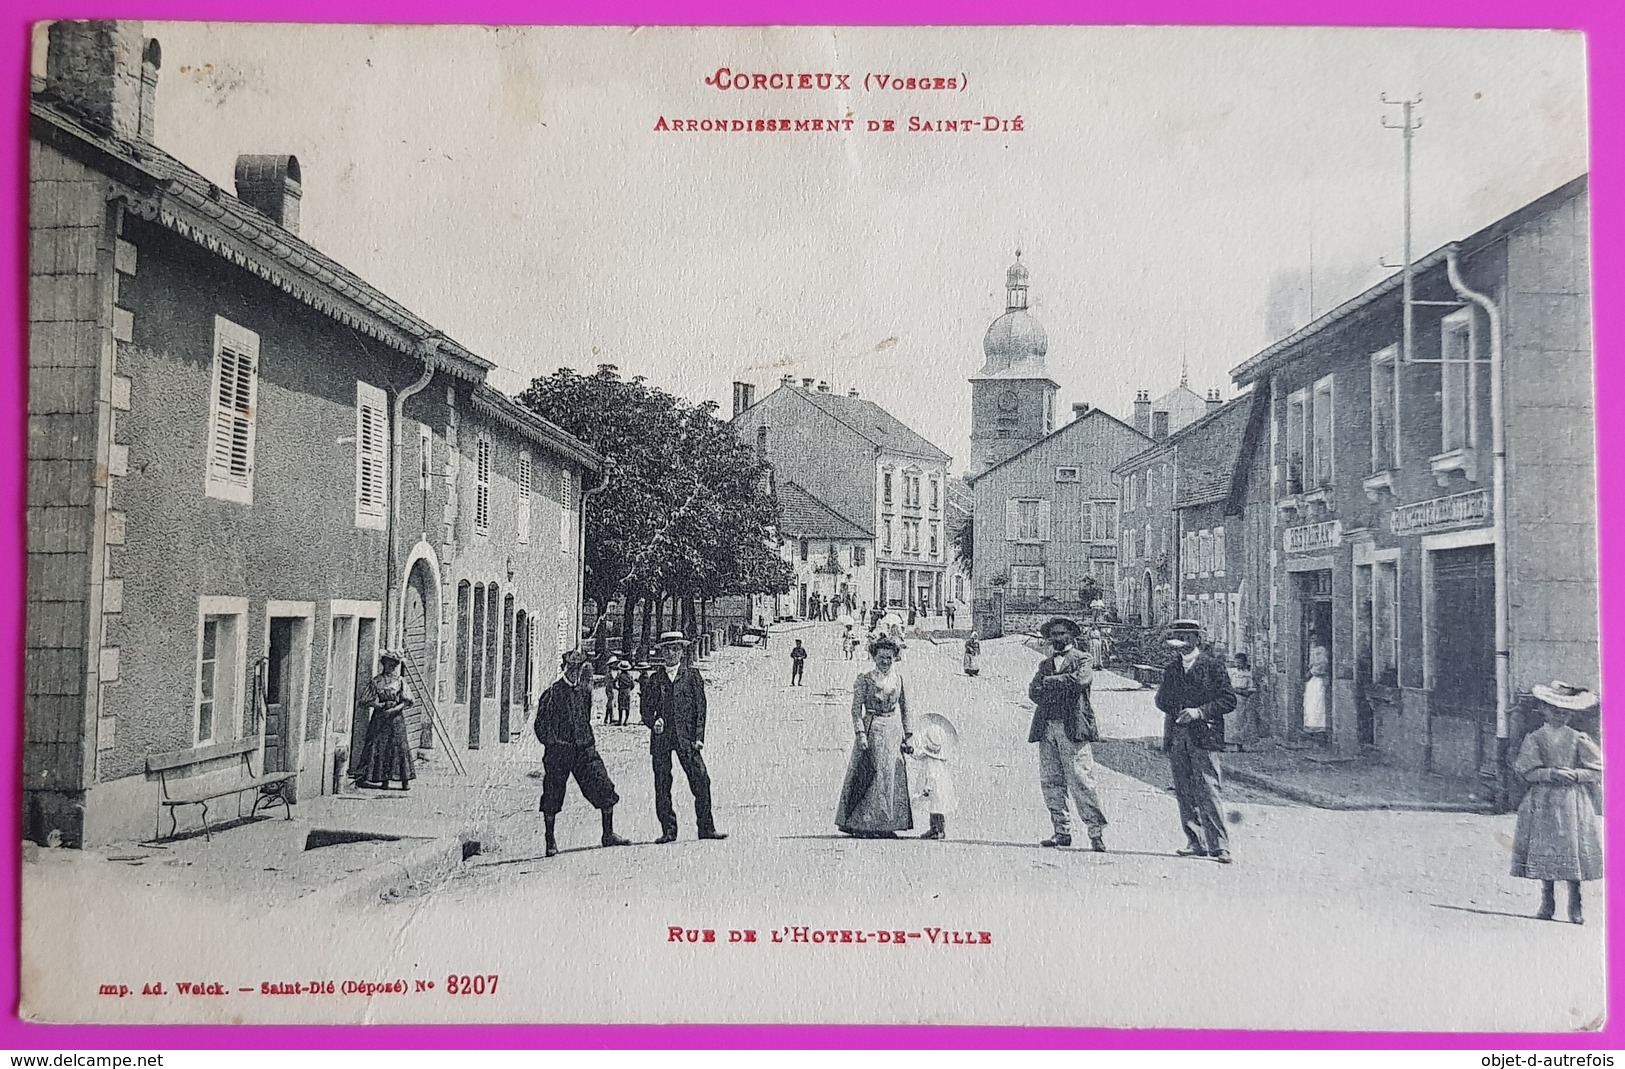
[790,639,808,686]
[1027,618,1107,851]
[612,660,636,725]
[945,604,956,630]
[908,602,918,627]
[1302,632,1330,732]
[757,616,770,651]
[352,650,416,791]
[1512,681,1603,924]
[842,624,860,660]
[534,649,630,857]
[963,631,982,677]
[1156,619,1237,864]
[642,631,726,844]
[912,713,958,840]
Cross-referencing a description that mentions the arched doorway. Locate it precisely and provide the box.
[404,559,439,748]
[1142,570,1155,628]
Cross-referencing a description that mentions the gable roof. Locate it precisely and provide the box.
[966,406,1151,485]
[31,94,495,381]
[788,389,951,463]
[1113,393,1249,475]
[776,481,873,540]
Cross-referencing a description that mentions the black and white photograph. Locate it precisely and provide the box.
[21,21,1602,1029]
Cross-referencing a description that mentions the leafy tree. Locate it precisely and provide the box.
[949,511,974,570]
[515,365,790,646]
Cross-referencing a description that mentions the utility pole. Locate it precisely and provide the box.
[1382,93,1423,364]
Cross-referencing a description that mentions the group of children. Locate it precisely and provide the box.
[597,660,644,726]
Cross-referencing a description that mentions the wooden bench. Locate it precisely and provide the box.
[146,737,297,842]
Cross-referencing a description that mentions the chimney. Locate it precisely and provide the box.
[137,39,160,141]
[817,381,831,393]
[780,374,795,387]
[1152,411,1170,441]
[1071,402,1091,422]
[1206,388,1223,414]
[801,377,815,390]
[45,21,149,141]
[847,388,860,398]
[731,381,756,418]
[1133,390,1152,436]
[234,155,303,234]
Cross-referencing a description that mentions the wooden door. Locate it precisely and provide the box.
[1431,545,1496,722]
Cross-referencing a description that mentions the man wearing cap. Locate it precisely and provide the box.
[533,648,631,857]
[1155,619,1237,863]
[642,631,727,844]
[1027,617,1108,851]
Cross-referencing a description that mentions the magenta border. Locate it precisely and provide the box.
[2,0,1620,1051]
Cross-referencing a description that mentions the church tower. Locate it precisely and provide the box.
[969,253,1060,477]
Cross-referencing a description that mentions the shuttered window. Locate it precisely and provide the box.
[558,467,574,553]
[1005,498,1049,542]
[475,437,492,534]
[518,451,532,544]
[205,316,260,504]
[355,382,388,528]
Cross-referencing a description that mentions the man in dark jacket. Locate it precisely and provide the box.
[534,648,632,857]
[642,631,727,844]
[1154,619,1237,863]
[1027,617,1108,851]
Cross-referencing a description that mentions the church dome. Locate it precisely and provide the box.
[1007,259,1030,289]
[982,310,1048,373]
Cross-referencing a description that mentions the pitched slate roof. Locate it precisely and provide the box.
[966,406,1150,485]
[775,481,873,540]
[793,389,951,463]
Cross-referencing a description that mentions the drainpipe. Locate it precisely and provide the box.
[386,344,439,648]
[577,469,611,650]
[1445,247,1509,804]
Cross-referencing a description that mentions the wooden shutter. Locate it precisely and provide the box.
[355,382,388,520]
[518,452,532,544]
[475,437,492,532]
[1038,498,1052,542]
[207,317,260,496]
[558,467,573,552]
[1005,499,1019,542]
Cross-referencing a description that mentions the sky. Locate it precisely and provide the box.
[36,24,1589,472]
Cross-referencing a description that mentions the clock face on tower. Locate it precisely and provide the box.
[997,390,1018,412]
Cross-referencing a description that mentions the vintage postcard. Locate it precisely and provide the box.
[21,21,1602,1028]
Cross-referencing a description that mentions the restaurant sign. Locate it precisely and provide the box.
[1389,488,1491,537]
[1284,520,1342,554]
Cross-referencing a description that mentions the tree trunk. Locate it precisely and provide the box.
[622,588,638,661]
[700,599,709,633]
[640,596,654,652]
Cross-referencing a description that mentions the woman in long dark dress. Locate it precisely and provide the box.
[355,650,417,791]
[835,635,916,837]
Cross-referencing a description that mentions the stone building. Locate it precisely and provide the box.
[1227,176,1595,790]
[26,20,599,846]
[773,481,875,620]
[731,378,952,614]
[1113,389,1247,633]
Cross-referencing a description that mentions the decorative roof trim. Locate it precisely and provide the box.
[35,100,495,383]
[471,387,603,474]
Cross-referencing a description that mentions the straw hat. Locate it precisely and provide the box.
[1166,618,1203,649]
[656,630,691,648]
[1040,617,1082,639]
[1532,680,1599,712]
[916,711,959,758]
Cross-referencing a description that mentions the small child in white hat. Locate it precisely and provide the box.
[914,712,958,840]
